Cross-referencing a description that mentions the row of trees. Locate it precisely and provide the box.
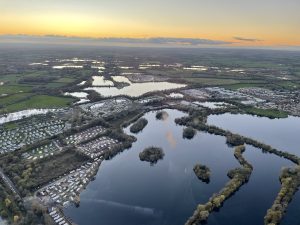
[19,76,57,84]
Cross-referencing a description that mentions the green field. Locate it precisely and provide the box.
[3,95,75,112]
[0,85,32,95]
[0,93,33,105]
[244,107,289,119]
[183,77,241,86]
[225,82,267,90]
[45,82,69,88]
[55,77,76,83]
[0,74,20,84]
[0,68,88,113]
[277,81,300,90]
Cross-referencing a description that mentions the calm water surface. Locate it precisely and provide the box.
[65,110,300,225]
[85,82,186,97]
[65,110,239,225]
[207,145,293,225]
[208,113,300,156]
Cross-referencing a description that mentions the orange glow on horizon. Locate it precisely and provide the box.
[1,0,299,47]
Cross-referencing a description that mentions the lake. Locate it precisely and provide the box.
[92,76,114,86]
[64,110,298,225]
[207,113,300,156]
[85,82,186,97]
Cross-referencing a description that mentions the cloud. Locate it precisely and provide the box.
[100,37,233,45]
[0,34,233,46]
[233,36,263,42]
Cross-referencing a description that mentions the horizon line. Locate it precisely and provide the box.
[0,34,299,51]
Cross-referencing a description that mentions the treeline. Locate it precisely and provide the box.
[19,76,57,84]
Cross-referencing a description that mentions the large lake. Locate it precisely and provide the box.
[85,82,186,97]
[64,110,298,225]
[207,113,300,225]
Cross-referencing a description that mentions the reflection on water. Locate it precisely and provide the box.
[85,82,186,97]
[207,113,300,156]
[64,92,88,98]
[194,101,230,109]
[52,65,83,69]
[75,99,90,104]
[81,198,158,216]
[112,76,131,84]
[168,92,184,98]
[92,76,114,86]
[64,92,89,105]
[207,145,293,225]
[65,109,239,225]
[77,81,86,86]
[65,110,299,225]
[165,130,177,148]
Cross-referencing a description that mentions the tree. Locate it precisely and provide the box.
[5,198,12,208]
[0,210,8,218]
[199,210,209,221]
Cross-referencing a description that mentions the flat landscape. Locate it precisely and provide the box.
[0,46,300,225]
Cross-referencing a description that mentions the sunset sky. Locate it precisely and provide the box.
[1,0,299,47]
